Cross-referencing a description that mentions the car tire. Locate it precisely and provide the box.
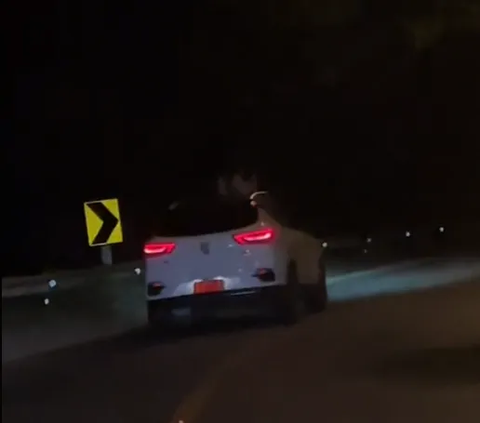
[277,261,305,325]
[147,302,171,334]
[309,258,328,313]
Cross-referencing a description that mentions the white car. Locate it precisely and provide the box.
[144,191,327,329]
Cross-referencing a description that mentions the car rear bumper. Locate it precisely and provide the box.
[147,285,286,322]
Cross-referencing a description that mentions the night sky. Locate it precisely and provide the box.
[7,0,480,275]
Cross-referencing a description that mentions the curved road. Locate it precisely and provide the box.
[3,257,480,423]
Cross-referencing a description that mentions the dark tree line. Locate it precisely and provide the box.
[158,0,479,223]
[7,0,480,272]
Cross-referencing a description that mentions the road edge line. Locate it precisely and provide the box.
[326,258,435,285]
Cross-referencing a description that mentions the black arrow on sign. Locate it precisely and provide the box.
[87,201,119,245]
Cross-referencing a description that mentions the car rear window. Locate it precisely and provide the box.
[154,198,258,237]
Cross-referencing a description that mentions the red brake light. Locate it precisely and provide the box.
[233,228,275,245]
[144,242,176,256]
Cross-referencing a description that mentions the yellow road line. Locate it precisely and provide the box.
[168,326,293,423]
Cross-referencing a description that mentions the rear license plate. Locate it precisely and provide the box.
[194,280,224,294]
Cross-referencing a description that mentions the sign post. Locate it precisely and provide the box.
[100,245,113,265]
[83,198,123,265]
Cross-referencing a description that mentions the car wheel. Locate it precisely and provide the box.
[277,261,305,325]
[309,258,328,313]
[147,302,172,334]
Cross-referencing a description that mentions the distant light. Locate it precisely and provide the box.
[363,248,368,254]
[366,237,372,243]
[405,231,411,237]
[44,298,50,305]
[322,241,328,248]
[48,279,57,288]
[134,267,141,275]
[439,226,445,233]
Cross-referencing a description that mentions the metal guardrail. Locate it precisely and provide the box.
[2,224,478,298]
[2,261,143,298]
[2,235,365,298]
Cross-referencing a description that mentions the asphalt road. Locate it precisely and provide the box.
[2,257,480,423]
[1,251,410,363]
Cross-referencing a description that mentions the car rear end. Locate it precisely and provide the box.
[144,198,285,325]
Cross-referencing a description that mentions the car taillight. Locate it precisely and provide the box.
[233,228,275,245]
[144,242,176,256]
